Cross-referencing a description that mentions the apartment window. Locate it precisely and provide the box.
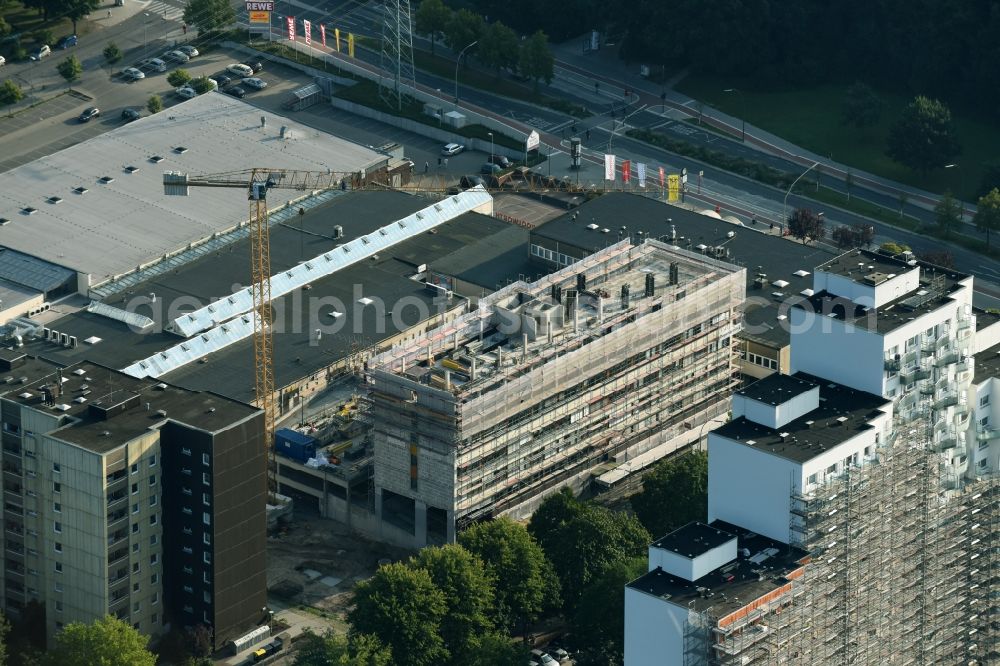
[203,590,211,603]
[54,562,62,573]
[131,483,138,495]
[979,458,989,468]
[183,566,193,575]
[149,475,156,487]
[182,487,192,496]
[54,583,62,593]
[980,439,989,450]
[53,482,61,493]
[202,472,210,486]
[183,546,193,555]
[55,622,63,631]
[54,601,63,612]
[150,573,158,584]
[183,605,193,614]
[203,571,211,584]
[148,455,156,468]
[133,623,139,631]
[202,532,211,546]
[183,585,193,594]
[181,467,191,476]
[133,602,140,613]
[149,514,157,526]
[132,503,139,515]
[149,495,157,507]
[181,447,192,456]
[182,507,193,515]
[826,464,836,475]
[132,563,140,574]
[201,453,210,466]
[132,543,140,553]
[981,395,990,407]
[131,463,138,475]
[202,512,210,526]
[149,534,158,546]
[133,582,139,593]
[151,613,158,624]
[52,463,60,473]
[54,542,62,553]
[53,522,61,534]
[202,552,211,565]
[981,416,990,427]
[132,523,139,534]
[202,493,210,507]
[149,554,158,566]
[152,593,158,606]
[53,502,61,513]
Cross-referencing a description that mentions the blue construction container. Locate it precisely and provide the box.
[275,428,318,463]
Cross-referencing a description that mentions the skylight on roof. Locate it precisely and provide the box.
[150,155,164,163]
[0,218,9,226]
[174,146,188,154]
[47,196,62,204]
[99,176,114,184]
[73,186,88,194]
[793,270,810,277]
[358,297,374,306]
[772,279,789,288]
[21,207,36,215]
[124,166,140,174]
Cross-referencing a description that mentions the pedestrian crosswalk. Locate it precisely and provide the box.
[136,0,185,22]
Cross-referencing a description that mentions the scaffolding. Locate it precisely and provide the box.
[682,417,1000,665]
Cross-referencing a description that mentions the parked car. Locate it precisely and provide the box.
[78,107,100,122]
[121,67,145,81]
[226,63,254,77]
[177,44,199,57]
[252,637,284,662]
[488,154,512,168]
[175,86,196,99]
[242,59,264,73]
[121,108,141,122]
[0,56,6,67]
[241,77,267,90]
[212,73,232,87]
[530,650,556,665]
[480,162,503,175]
[140,57,167,72]
[55,35,77,49]
[459,175,485,189]
[29,45,51,61]
[225,86,246,99]
[441,142,464,156]
[163,49,189,63]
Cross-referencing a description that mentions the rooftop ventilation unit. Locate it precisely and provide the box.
[173,146,188,154]
[99,176,114,184]
[124,166,140,174]
[73,187,88,195]
[47,196,62,205]
[150,155,165,163]
[21,207,36,215]
[0,218,9,226]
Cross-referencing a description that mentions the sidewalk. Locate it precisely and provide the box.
[550,37,962,214]
[217,605,339,665]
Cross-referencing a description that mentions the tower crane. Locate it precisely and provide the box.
[163,168,357,484]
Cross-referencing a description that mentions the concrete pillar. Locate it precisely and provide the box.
[446,509,456,543]
[415,499,428,547]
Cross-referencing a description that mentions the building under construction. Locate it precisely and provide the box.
[365,240,745,547]
[625,372,1000,665]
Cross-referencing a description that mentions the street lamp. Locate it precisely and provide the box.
[487,131,494,159]
[782,161,821,233]
[723,88,746,142]
[453,40,478,110]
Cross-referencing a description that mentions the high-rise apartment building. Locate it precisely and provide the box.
[0,350,265,648]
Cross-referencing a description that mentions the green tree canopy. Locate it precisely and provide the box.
[56,55,82,83]
[183,0,235,33]
[414,0,450,55]
[974,188,1000,249]
[0,80,24,106]
[840,81,881,129]
[459,517,560,634]
[45,616,155,666]
[518,30,554,92]
[632,450,708,539]
[410,544,494,662]
[886,96,961,174]
[472,633,529,665]
[478,21,518,74]
[348,563,448,666]
[934,191,962,238]
[103,42,122,64]
[443,8,484,52]
[787,207,825,243]
[167,69,191,87]
[147,94,163,114]
[572,557,646,666]
[293,630,392,666]
[878,241,911,256]
[529,488,649,611]
[62,0,99,33]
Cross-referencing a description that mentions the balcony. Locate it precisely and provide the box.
[107,548,129,567]
[106,490,127,508]
[934,350,962,367]
[978,428,1000,442]
[934,436,959,453]
[901,365,931,383]
[107,529,128,548]
[934,391,959,410]
[885,358,901,372]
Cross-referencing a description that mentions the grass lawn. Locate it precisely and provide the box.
[676,74,1000,202]
[1,1,86,53]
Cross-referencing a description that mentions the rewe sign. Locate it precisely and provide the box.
[245,1,274,11]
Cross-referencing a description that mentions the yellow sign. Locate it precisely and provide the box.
[667,174,681,202]
[347,32,355,57]
[334,27,341,52]
[249,10,269,23]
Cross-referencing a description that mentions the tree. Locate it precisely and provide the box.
[878,241,911,256]
[183,0,235,33]
[348,563,448,666]
[410,545,494,662]
[974,188,1000,249]
[190,76,215,94]
[56,55,82,83]
[840,81,881,129]
[572,557,646,666]
[518,30,554,93]
[934,190,962,238]
[0,612,8,666]
[62,0,99,34]
[147,95,163,114]
[414,0,450,55]
[472,633,528,666]
[832,223,874,249]
[103,42,122,64]
[0,80,23,106]
[787,207,825,243]
[185,625,212,658]
[45,616,155,666]
[167,69,191,87]
[0,17,11,38]
[978,161,1000,198]
[458,517,560,635]
[293,630,392,666]
[920,251,954,269]
[886,96,961,174]
[528,488,649,611]
[478,21,519,74]
[443,8,484,53]
[632,450,708,539]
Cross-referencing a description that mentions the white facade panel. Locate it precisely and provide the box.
[624,587,689,666]
[649,537,737,581]
[732,386,819,430]
[789,309,886,395]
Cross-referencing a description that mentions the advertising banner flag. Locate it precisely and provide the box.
[637,163,646,188]
[303,19,311,45]
[604,154,616,181]
[334,27,341,52]
[667,174,681,202]
[622,160,631,184]
[286,16,295,41]
[658,166,665,187]
[348,33,355,57]
[320,24,326,47]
